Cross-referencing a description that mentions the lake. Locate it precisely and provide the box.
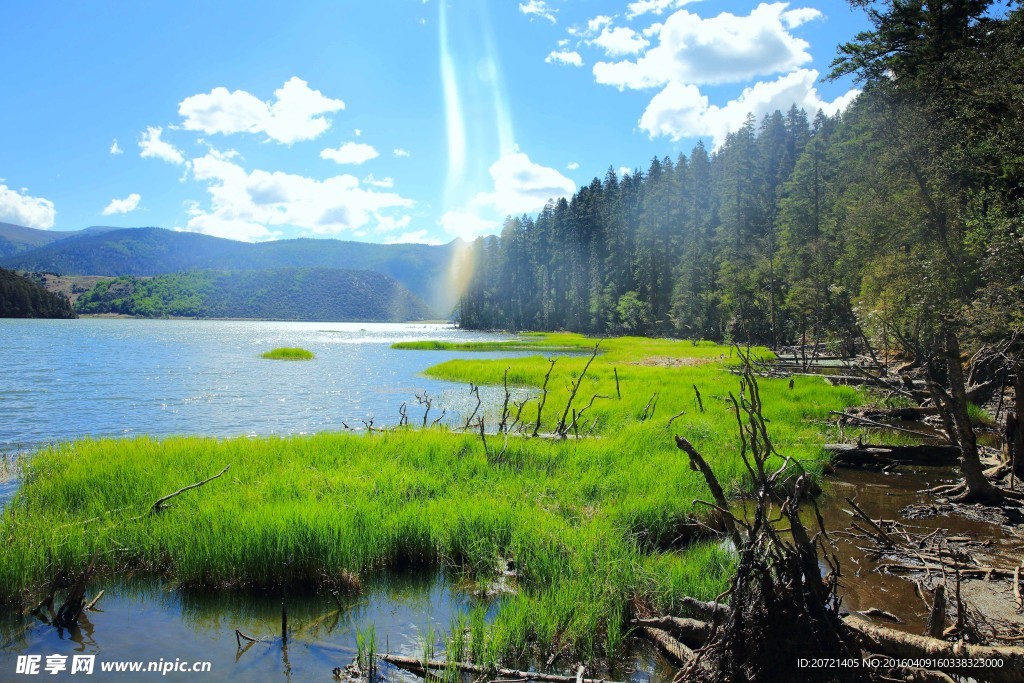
[0,318,525,454]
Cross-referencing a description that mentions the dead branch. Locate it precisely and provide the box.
[378,654,623,683]
[556,343,600,438]
[532,359,557,437]
[150,464,230,514]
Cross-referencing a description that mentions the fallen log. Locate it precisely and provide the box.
[854,406,939,422]
[631,616,712,644]
[639,612,1024,682]
[843,614,1024,683]
[377,653,622,683]
[826,443,961,467]
[638,626,696,666]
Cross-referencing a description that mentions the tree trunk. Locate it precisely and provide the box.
[943,330,1004,503]
[1012,362,1024,480]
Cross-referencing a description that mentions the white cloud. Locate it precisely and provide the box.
[519,0,557,23]
[0,184,56,228]
[386,230,442,245]
[178,77,345,144]
[109,139,123,155]
[557,38,570,47]
[139,126,186,165]
[184,154,414,242]
[363,174,395,188]
[354,128,362,137]
[439,210,499,241]
[320,142,379,165]
[546,50,584,67]
[587,15,613,32]
[591,26,650,57]
[472,151,576,216]
[781,7,822,28]
[393,148,411,158]
[639,69,859,146]
[567,162,580,170]
[593,3,816,90]
[101,193,141,216]
[625,0,698,19]
[618,166,632,177]
[642,22,663,37]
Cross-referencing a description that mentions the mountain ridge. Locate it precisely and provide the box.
[0,223,460,312]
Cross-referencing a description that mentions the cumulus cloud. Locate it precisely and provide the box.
[593,3,815,90]
[591,26,650,57]
[625,0,698,19]
[178,77,345,144]
[393,148,411,158]
[183,154,414,242]
[139,126,186,165]
[546,50,584,67]
[363,174,395,188]
[109,139,123,155]
[567,162,580,170]
[472,151,576,216]
[519,0,557,23]
[587,15,613,32]
[101,193,141,216]
[639,69,859,146]
[320,142,379,165]
[0,184,56,228]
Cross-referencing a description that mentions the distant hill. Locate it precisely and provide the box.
[0,225,458,312]
[74,268,437,322]
[0,222,119,258]
[0,268,77,318]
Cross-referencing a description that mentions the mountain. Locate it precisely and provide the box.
[0,268,77,318]
[0,222,119,258]
[0,226,459,312]
[73,268,437,322]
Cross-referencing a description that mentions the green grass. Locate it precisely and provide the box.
[261,347,314,360]
[0,333,861,665]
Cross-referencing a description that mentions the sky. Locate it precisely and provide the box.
[0,0,869,245]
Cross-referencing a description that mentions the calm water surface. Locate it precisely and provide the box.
[0,318,522,453]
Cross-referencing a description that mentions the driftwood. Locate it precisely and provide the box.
[631,616,712,644]
[150,464,230,514]
[378,653,622,683]
[854,406,939,421]
[844,614,1024,683]
[826,443,961,467]
[635,611,1024,683]
[640,626,696,666]
[54,554,97,628]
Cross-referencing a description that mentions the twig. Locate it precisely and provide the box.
[150,465,230,515]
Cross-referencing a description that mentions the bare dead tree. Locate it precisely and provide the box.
[532,359,557,437]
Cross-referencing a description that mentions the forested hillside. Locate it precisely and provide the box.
[460,1,1024,359]
[74,268,436,321]
[0,268,76,318]
[0,227,459,313]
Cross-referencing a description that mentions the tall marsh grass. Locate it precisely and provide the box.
[0,333,861,665]
[261,347,314,360]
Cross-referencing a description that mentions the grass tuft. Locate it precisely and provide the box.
[261,347,315,361]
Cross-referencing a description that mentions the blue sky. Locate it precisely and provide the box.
[0,0,868,245]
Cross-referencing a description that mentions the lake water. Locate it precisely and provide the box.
[0,318,524,454]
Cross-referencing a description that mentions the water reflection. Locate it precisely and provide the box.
[1,572,480,682]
